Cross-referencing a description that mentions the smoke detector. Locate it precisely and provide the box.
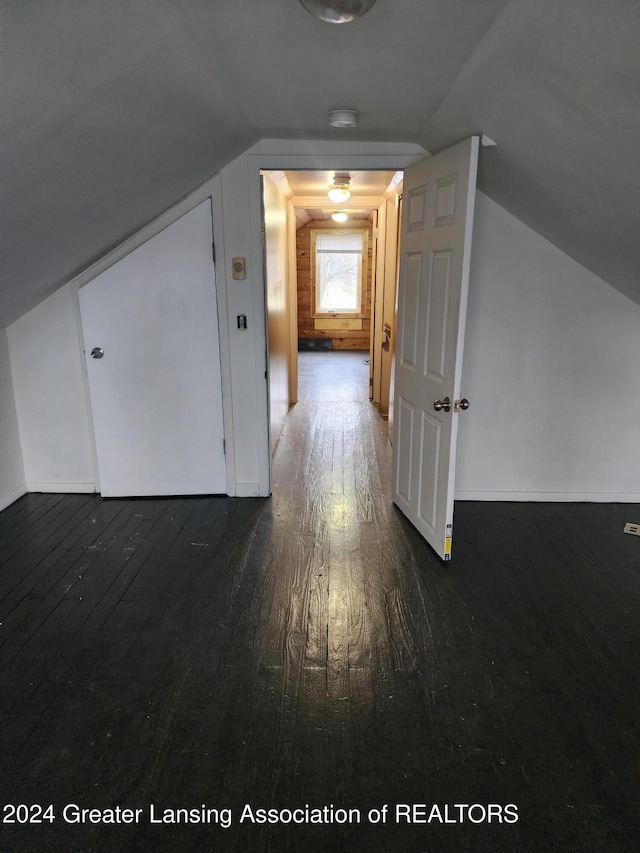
[328,109,359,128]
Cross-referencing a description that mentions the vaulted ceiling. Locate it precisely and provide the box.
[3,0,640,328]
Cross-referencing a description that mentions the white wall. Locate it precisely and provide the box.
[456,193,640,501]
[0,328,26,509]
[7,285,95,493]
[7,140,636,507]
[262,172,291,453]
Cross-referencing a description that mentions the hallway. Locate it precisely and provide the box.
[1,351,639,851]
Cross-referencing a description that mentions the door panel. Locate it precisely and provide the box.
[425,250,452,379]
[392,138,479,560]
[396,398,415,503]
[418,410,441,528]
[79,200,226,497]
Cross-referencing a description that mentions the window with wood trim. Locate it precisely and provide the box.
[311,229,368,318]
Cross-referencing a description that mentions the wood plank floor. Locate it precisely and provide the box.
[1,350,639,851]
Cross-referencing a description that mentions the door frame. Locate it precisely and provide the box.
[247,146,426,495]
[65,181,236,496]
[78,199,227,498]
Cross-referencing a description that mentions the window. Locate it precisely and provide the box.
[312,229,368,317]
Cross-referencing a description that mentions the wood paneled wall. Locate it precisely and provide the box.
[296,220,373,350]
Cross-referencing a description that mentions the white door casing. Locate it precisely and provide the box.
[392,137,479,560]
[79,200,226,497]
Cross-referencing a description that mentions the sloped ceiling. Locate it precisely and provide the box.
[2,0,640,328]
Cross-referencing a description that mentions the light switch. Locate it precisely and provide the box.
[232,257,246,280]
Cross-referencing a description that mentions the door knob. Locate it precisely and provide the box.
[454,398,470,412]
[433,396,451,412]
[90,347,104,359]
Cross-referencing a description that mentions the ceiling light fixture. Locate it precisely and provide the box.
[331,211,349,223]
[298,0,377,24]
[328,108,359,128]
[327,172,351,203]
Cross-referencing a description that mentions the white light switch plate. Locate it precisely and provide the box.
[623,522,640,536]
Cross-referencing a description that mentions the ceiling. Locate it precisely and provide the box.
[3,0,640,328]
[284,170,397,198]
[278,169,397,228]
[294,208,375,229]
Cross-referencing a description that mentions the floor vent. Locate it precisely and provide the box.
[298,338,332,350]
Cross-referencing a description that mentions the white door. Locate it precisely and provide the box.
[79,200,226,497]
[392,137,479,560]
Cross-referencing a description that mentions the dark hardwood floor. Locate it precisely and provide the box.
[1,350,639,852]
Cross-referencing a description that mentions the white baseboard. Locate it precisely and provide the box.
[455,490,640,503]
[26,482,96,494]
[0,484,28,512]
[235,482,265,498]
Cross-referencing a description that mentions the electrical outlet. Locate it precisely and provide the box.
[623,522,640,536]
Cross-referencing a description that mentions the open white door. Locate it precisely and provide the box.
[392,137,479,560]
[79,200,226,497]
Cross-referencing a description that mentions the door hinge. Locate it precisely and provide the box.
[212,242,216,263]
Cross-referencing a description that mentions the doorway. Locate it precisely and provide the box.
[261,168,402,451]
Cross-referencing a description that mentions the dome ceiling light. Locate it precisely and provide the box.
[331,211,349,223]
[298,0,377,24]
[327,172,351,203]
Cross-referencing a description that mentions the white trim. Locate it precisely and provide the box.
[248,161,272,496]
[0,484,28,512]
[371,202,386,406]
[235,482,262,498]
[247,138,427,168]
[286,200,299,404]
[71,277,101,494]
[26,482,95,494]
[455,490,640,503]
[210,178,237,497]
